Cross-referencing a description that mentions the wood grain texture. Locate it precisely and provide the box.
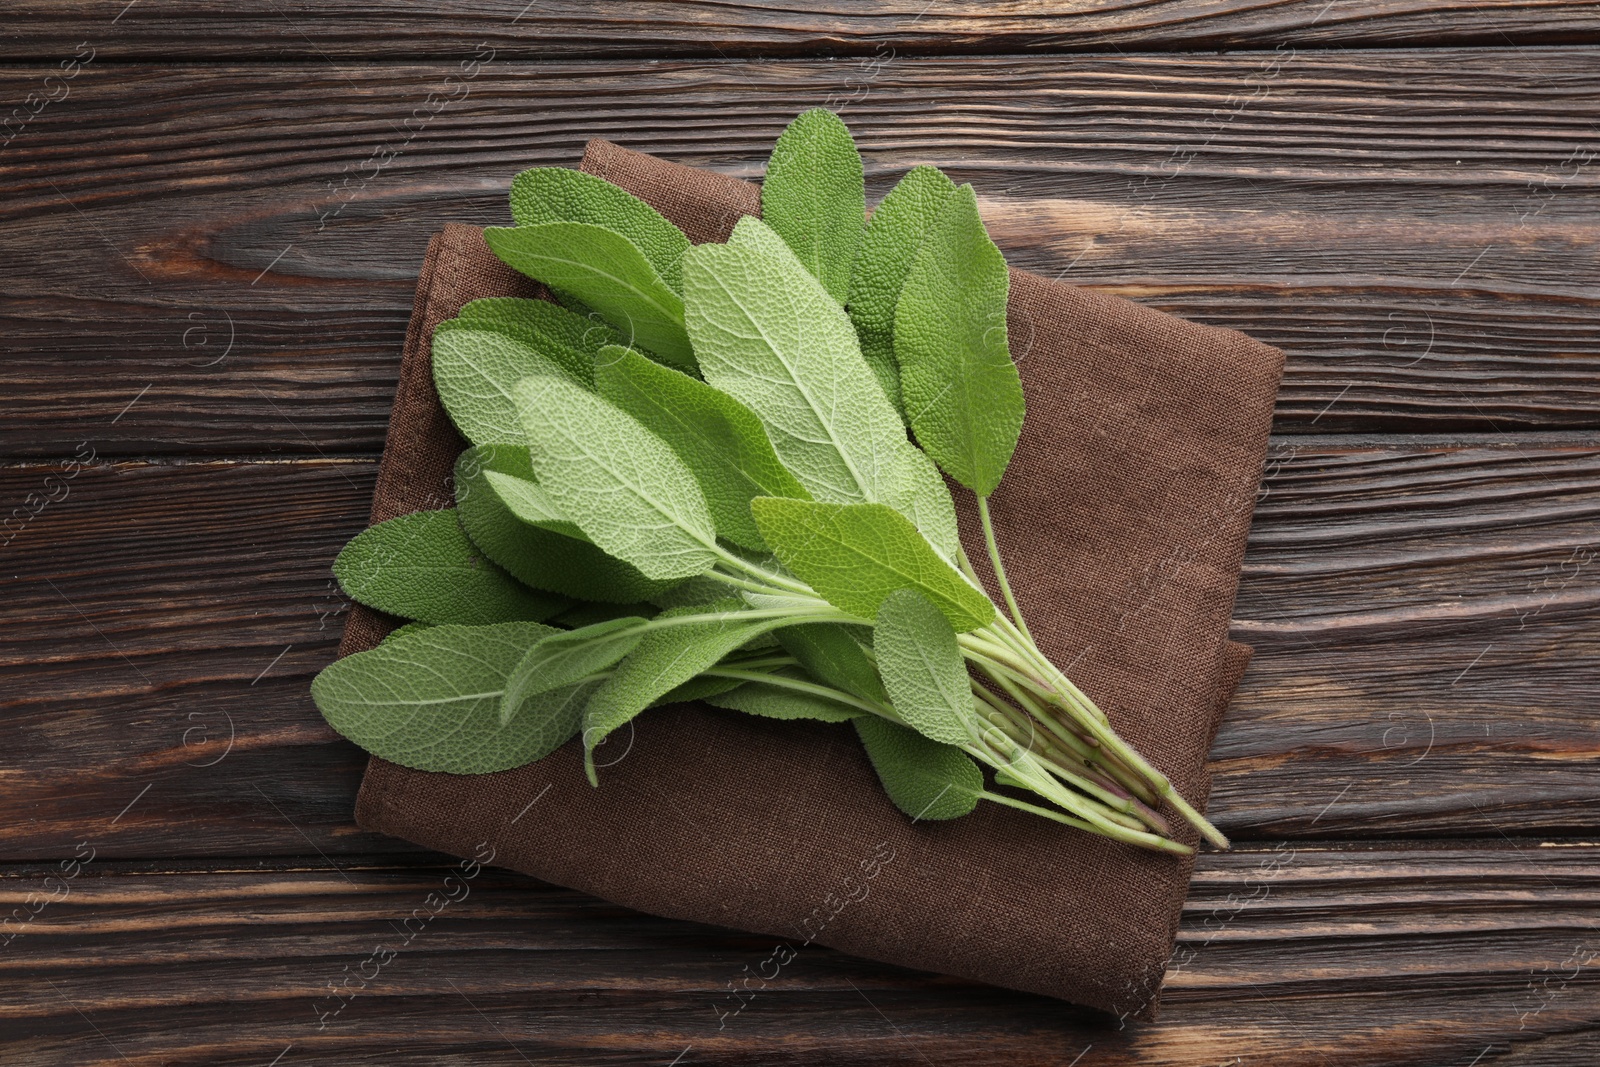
[3,53,1599,458]
[3,438,1595,861]
[1,847,1596,1065]
[6,0,1600,59]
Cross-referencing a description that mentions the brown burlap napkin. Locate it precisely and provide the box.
[341,141,1282,1020]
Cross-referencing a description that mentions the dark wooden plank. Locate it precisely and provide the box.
[3,53,1599,457]
[3,437,1596,861]
[6,0,1600,60]
[1,847,1597,1064]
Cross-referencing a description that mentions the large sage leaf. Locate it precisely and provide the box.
[581,601,797,779]
[594,344,809,552]
[750,497,994,632]
[873,588,972,746]
[432,328,584,446]
[455,445,679,604]
[760,108,864,303]
[334,508,567,625]
[514,374,720,581]
[312,621,592,773]
[706,669,863,722]
[509,167,690,290]
[484,223,695,370]
[848,165,959,416]
[854,715,982,822]
[893,184,1025,496]
[682,219,901,503]
[500,615,649,724]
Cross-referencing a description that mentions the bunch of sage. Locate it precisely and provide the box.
[312,109,1228,855]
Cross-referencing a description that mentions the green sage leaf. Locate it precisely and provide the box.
[760,107,865,303]
[311,622,593,774]
[774,622,886,704]
[873,588,972,746]
[652,672,744,707]
[509,167,690,290]
[513,374,720,581]
[581,600,798,780]
[894,184,1025,496]
[594,344,809,552]
[500,615,650,724]
[455,445,678,604]
[453,296,619,368]
[548,600,658,629]
[333,508,568,625]
[750,497,994,632]
[484,223,695,370]
[848,165,959,416]
[381,621,435,645]
[706,669,863,722]
[854,715,982,822]
[685,217,895,505]
[432,327,585,446]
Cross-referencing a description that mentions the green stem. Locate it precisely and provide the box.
[976,494,1033,643]
[974,656,1162,808]
[702,666,901,723]
[970,738,1191,855]
[970,684,1150,825]
[711,549,815,596]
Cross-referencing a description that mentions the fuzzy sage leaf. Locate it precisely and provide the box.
[484,223,695,370]
[312,622,593,774]
[854,716,983,822]
[433,327,587,446]
[581,600,804,781]
[751,497,994,632]
[500,615,649,725]
[848,165,959,415]
[333,508,568,625]
[509,167,690,290]
[514,373,720,582]
[760,108,865,303]
[455,445,679,603]
[894,184,1025,496]
[873,588,973,747]
[683,216,960,558]
[594,344,809,552]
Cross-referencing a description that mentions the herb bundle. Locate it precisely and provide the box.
[313,109,1228,856]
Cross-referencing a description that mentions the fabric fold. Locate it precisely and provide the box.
[341,143,1283,1019]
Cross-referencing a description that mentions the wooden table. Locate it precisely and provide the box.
[4,4,1598,1064]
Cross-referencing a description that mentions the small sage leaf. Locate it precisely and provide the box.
[484,223,695,370]
[455,445,679,603]
[750,497,994,632]
[581,601,799,781]
[873,588,973,746]
[500,615,650,725]
[509,167,690,290]
[854,715,982,822]
[848,165,959,416]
